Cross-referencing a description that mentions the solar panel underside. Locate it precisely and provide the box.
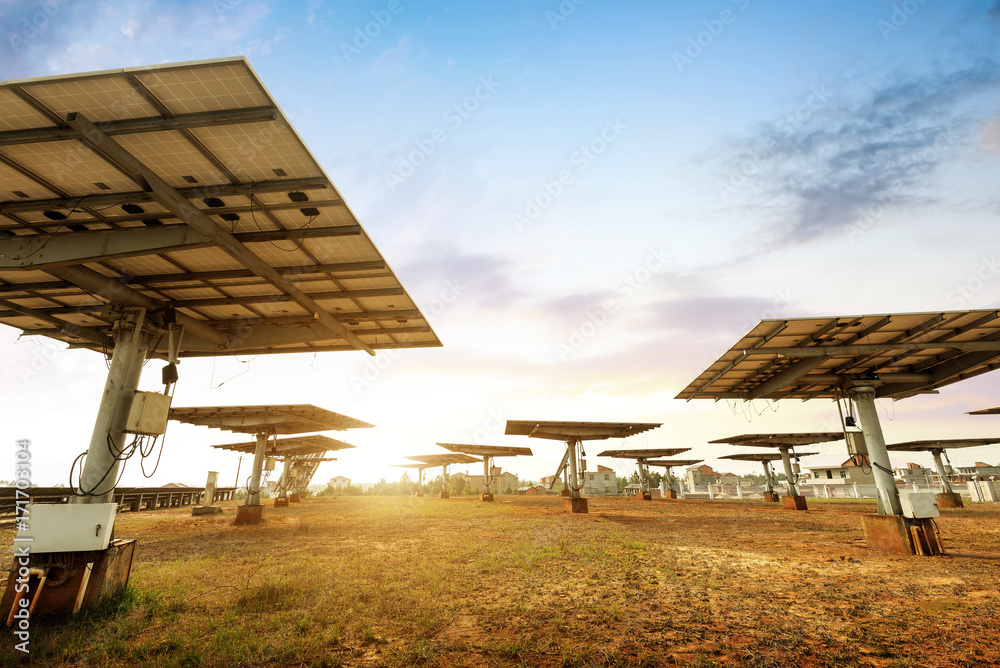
[0,57,440,357]
[677,310,1000,401]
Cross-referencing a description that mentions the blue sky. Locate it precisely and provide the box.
[2,0,1000,487]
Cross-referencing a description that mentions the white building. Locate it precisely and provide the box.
[328,475,351,489]
[583,465,617,495]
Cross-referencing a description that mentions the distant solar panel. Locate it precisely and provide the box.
[0,57,441,356]
[677,310,1000,401]
[211,434,355,456]
[169,404,373,435]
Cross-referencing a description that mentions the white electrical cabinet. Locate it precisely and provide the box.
[125,391,172,435]
[899,492,940,519]
[13,503,117,553]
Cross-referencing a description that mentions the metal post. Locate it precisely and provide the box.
[74,308,156,505]
[246,431,268,507]
[737,484,744,500]
[483,456,491,495]
[442,464,450,490]
[277,459,290,500]
[234,455,243,489]
[638,459,649,495]
[931,449,953,493]
[761,460,774,494]
[567,438,581,499]
[850,386,902,516]
[779,447,798,497]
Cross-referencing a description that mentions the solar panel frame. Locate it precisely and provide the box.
[0,57,441,357]
[169,404,374,435]
[677,310,1000,401]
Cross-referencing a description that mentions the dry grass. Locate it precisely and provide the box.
[2,495,999,667]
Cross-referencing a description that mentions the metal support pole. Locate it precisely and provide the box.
[483,456,491,495]
[850,385,902,516]
[204,471,218,505]
[442,464,450,490]
[74,308,156,504]
[931,449,953,494]
[246,431,268,506]
[779,447,798,497]
[762,460,774,494]
[277,459,290,499]
[567,438,581,499]
[638,459,649,494]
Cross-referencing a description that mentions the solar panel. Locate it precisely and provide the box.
[677,310,1000,401]
[0,57,441,357]
[596,448,690,459]
[709,433,844,448]
[644,459,703,467]
[211,434,355,456]
[504,420,661,441]
[719,452,818,462]
[169,404,373,435]
[885,439,1000,452]
[406,454,481,466]
[437,443,533,457]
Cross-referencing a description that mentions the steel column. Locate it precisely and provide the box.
[850,386,902,515]
[246,431,268,506]
[929,449,952,493]
[779,447,798,497]
[74,308,156,504]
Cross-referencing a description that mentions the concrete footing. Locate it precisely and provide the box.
[762,491,780,503]
[664,490,677,499]
[192,505,223,516]
[563,497,588,514]
[439,491,450,499]
[936,492,963,509]
[861,513,942,556]
[479,493,494,502]
[235,504,264,525]
[415,490,424,497]
[782,495,808,510]
[273,497,289,508]
[636,492,652,501]
[560,489,570,497]
[289,493,302,503]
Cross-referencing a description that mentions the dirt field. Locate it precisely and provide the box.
[2,494,999,667]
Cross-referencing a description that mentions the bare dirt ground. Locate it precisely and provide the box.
[2,495,999,667]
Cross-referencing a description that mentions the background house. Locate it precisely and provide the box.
[804,458,876,485]
[328,476,351,489]
[583,465,617,495]
[686,464,720,487]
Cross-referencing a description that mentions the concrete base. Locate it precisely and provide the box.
[479,493,494,502]
[289,493,302,503]
[936,492,964,509]
[560,489,570,497]
[439,491,450,499]
[762,491,780,503]
[861,514,942,556]
[636,492,652,501]
[235,504,264,525]
[782,495,808,511]
[192,505,223,516]
[1,539,137,621]
[563,497,588,514]
[664,490,677,499]
[273,497,289,508]
[415,490,424,497]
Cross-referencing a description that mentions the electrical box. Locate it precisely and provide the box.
[13,503,117,553]
[124,391,172,436]
[980,480,1000,502]
[264,457,276,471]
[899,492,940,519]
[845,431,868,456]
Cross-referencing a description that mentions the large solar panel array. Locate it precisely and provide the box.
[0,57,441,357]
[677,310,1000,401]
